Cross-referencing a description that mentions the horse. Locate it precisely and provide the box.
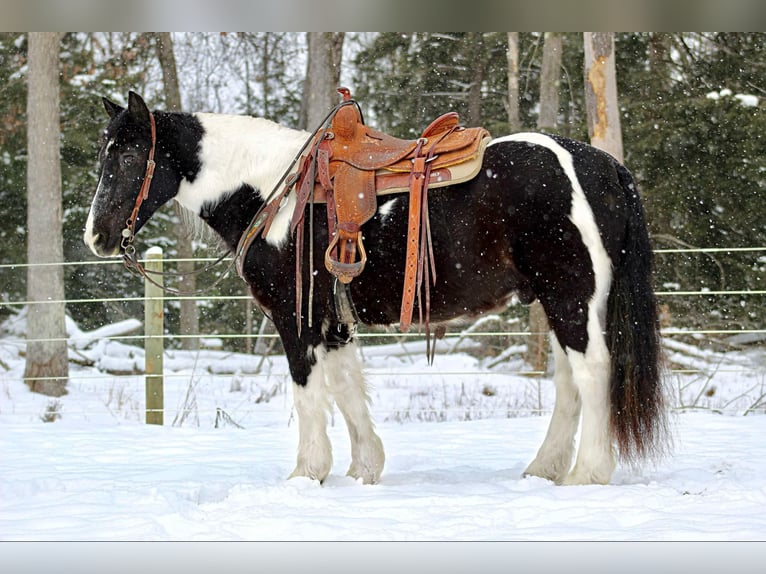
[83,91,668,486]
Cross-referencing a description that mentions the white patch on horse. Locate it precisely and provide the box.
[83,207,98,254]
[491,132,616,484]
[324,342,385,484]
[84,150,117,256]
[103,138,115,157]
[377,197,399,224]
[175,113,309,247]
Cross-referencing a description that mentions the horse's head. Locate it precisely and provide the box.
[84,91,174,257]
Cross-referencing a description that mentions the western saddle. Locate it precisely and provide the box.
[237,88,491,339]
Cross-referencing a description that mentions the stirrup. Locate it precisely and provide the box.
[325,230,367,284]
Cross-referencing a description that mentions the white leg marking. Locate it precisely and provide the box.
[523,337,581,483]
[289,349,333,482]
[324,342,385,484]
[563,334,615,485]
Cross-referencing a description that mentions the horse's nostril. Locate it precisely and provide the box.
[84,230,98,246]
[83,228,108,256]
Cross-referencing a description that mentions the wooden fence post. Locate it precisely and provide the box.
[144,246,164,425]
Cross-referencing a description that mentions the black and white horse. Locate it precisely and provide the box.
[84,91,667,485]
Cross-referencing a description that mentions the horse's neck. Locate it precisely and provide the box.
[175,113,309,216]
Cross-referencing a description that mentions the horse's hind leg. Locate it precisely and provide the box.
[523,337,581,483]
[288,345,333,483]
[324,340,385,484]
[562,332,616,485]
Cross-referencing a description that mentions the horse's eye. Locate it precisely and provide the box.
[121,152,137,166]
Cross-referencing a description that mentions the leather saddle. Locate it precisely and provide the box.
[240,88,491,335]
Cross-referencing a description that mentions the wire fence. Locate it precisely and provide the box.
[3,249,765,349]
[3,248,765,347]
[2,247,765,420]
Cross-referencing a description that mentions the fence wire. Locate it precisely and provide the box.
[2,250,765,419]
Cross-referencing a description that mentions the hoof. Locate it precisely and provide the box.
[346,464,382,485]
[288,462,331,484]
[522,459,569,485]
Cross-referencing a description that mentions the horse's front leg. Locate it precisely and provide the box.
[279,325,334,483]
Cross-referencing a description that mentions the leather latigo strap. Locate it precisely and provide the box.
[398,131,441,367]
[399,142,427,332]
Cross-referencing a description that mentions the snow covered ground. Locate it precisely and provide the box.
[1,313,765,541]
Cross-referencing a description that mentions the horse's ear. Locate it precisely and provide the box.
[102,97,123,119]
[127,91,151,125]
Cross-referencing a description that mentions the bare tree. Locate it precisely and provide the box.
[583,32,623,162]
[301,32,344,130]
[465,32,486,127]
[525,32,563,374]
[151,32,199,351]
[538,32,562,131]
[647,33,674,100]
[24,32,68,397]
[506,32,521,132]
[154,33,182,112]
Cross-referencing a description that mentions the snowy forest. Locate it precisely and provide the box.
[1,32,765,387]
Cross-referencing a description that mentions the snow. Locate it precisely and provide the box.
[735,94,760,107]
[2,314,766,541]
[706,88,760,108]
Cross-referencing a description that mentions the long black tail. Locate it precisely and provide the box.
[607,164,670,465]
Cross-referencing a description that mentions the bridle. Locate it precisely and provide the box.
[120,110,157,259]
[119,110,233,295]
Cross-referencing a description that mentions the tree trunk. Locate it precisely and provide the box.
[524,32,564,375]
[538,32,562,131]
[24,32,68,397]
[583,32,624,162]
[465,32,485,127]
[259,33,273,119]
[506,32,521,132]
[154,33,182,112]
[647,33,673,97]
[153,32,199,351]
[301,32,345,130]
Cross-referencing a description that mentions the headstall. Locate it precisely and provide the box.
[120,110,157,259]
